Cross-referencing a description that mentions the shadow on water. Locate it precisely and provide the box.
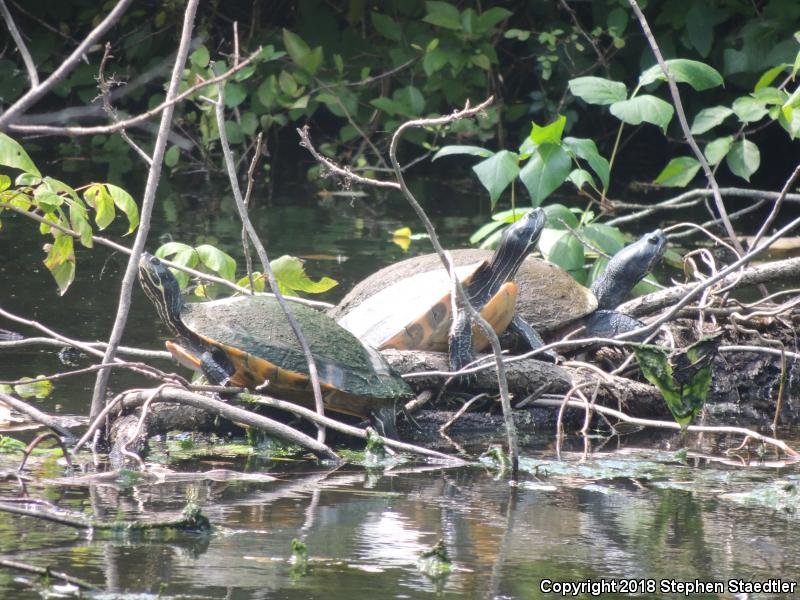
[2,175,800,598]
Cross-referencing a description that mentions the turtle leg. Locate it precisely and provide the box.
[448,311,475,371]
[507,314,558,362]
[582,310,645,340]
[198,349,236,386]
[369,401,398,439]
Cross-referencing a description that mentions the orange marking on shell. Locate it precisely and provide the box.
[471,281,518,351]
[166,340,202,370]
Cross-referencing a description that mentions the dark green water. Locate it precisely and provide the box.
[1,180,799,598]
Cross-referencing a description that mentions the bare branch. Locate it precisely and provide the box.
[627,0,745,258]
[89,0,200,419]
[0,0,39,87]
[0,0,133,130]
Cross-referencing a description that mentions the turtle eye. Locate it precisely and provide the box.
[151,256,162,266]
[647,236,659,245]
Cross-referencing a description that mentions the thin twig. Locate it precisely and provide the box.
[0,0,39,87]
[385,97,521,478]
[0,558,97,591]
[89,0,200,420]
[241,132,263,292]
[6,47,262,136]
[749,162,800,251]
[212,83,328,444]
[532,397,798,457]
[0,0,133,130]
[0,392,75,441]
[0,200,332,309]
[628,0,745,259]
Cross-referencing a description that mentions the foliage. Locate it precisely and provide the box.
[3,0,798,184]
[0,134,139,294]
[155,242,337,298]
[634,334,722,428]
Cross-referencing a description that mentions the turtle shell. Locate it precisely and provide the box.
[336,261,519,352]
[331,249,597,335]
[178,295,411,418]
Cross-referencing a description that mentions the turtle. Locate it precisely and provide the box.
[336,208,553,370]
[138,253,412,437]
[332,228,667,356]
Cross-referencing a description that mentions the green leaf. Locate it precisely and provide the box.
[755,64,789,91]
[371,12,402,41]
[568,76,627,106]
[704,136,733,166]
[582,223,624,255]
[0,174,9,191]
[423,1,462,30]
[164,145,180,168]
[654,157,701,187]
[106,184,139,234]
[0,133,41,176]
[271,255,338,295]
[69,202,93,248]
[690,106,733,135]
[423,47,449,75]
[518,144,571,206]
[638,59,723,91]
[395,86,425,115]
[477,7,511,32]
[567,168,594,190]
[469,219,506,245]
[282,29,323,74]
[472,150,519,207]
[224,82,247,108]
[470,53,491,70]
[732,96,769,123]
[190,45,210,68]
[542,203,579,230]
[432,145,493,160]
[83,184,114,230]
[43,235,75,295]
[726,139,760,181]
[634,344,682,418]
[610,95,674,131]
[529,114,566,144]
[13,377,53,399]
[370,96,404,116]
[562,137,610,190]
[279,70,298,96]
[195,244,236,282]
[544,233,584,281]
[256,76,278,108]
[685,3,714,57]
[155,242,196,288]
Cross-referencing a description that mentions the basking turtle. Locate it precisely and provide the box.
[332,228,666,356]
[336,209,551,370]
[138,253,411,436]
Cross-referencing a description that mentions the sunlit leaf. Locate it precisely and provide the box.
[432,145,493,160]
[13,377,53,399]
[726,139,760,181]
[544,232,584,282]
[472,150,519,207]
[0,133,41,177]
[562,137,610,190]
[567,168,594,190]
[190,45,210,68]
[69,202,93,248]
[518,144,570,206]
[732,96,769,122]
[106,184,139,234]
[529,115,566,145]
[704,136,733,166]
[638,59,723,91]
[196,244,236,282]
[755,64,789,91]
[654,157,701,187]
[83,184,115,230]
[610,95,674,131]
[423,1,462,30]
[568,76,627,106]
[271,255,338,295]
[690,106,733,135]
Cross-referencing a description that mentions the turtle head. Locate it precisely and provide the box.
[490,208,546,281]
[627,229,667,275]
[138,253,184,334]
[591,229,667,310]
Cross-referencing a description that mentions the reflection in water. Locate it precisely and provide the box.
[1,454,799,599]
